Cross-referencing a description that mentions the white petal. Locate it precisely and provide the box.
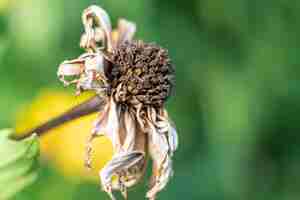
[100,151,145,190]
[84,53,104,73]
[57,62,83,76]
[135,104,146,131]
[148,121,169,167]
[82,5,113,52]
[57,53,96,77]
[168,124,178,154]
[116,19,136,45]
[147,106,157,123]
[122,110,136,151]
[94,98,122,151]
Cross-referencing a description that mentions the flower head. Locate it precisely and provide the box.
[58,5,178,200]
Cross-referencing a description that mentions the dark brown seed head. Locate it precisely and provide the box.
[108,40,175,107]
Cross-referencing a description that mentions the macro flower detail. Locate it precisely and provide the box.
[57,5,178,200]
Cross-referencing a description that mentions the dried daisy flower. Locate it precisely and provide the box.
[57,5,178,200]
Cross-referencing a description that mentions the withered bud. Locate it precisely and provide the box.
[108,40,175,107]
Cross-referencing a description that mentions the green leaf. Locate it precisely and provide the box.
[0,129,39,200]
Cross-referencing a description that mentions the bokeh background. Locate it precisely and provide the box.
[1,0,300,199]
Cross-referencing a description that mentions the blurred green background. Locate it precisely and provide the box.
[1,0,300,199]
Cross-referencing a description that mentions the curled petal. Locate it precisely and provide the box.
[100,151,145,186]
[58,53,107,94]
[100,151,145,200]
[147,118,176,199]
[57,54,89,78]
[58,53,104,73]
[57,62,83,77]
[84,53,105,73]
[80,27,105,51]
[82,5,113,52]
[146,158,173,200]
[57,60,84,86]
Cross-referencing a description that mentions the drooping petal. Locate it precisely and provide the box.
[94,98,122,151]
[148,122,169,166]
[146,157,173,200]
[100,151,145,187]
[146,108,178,200]
[157,109,178,154]
[121,109,136,152]
[100,150,146,200]
[105,100,121,150]
[168,124,178,154]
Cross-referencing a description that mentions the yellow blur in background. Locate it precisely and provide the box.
[15,90,113,182]
[0,0,10,13]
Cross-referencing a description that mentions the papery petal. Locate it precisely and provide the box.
[146,115,177,200]
[135,103,146,131]
[157,109,178,154]
[148,119,169,169]
[82,5,113,52]
[93,98,122,151]
[100,151,144,186]
[122,109,136,151]
[115,19,136,46]
[99,150,146,200]
[57,61,84,77]
[57,53,99,77]
[146,157,173,199]
[84,53,104,73]
[168,124,178,154]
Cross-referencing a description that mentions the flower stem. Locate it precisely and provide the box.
[12,96,105,140]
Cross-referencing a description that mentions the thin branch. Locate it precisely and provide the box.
[12,96,106,140]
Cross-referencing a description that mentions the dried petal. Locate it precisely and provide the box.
[121,109,136,151]
[115,19,136,46]
[84,53,105,73]
[93,98,122,151]
[81,5,113,52]
[146,157,173,200]
[100,151,144,186]
[57,62,83,76]
[148,121,169,166]
[146,116,177,200]
[168,125,178,154]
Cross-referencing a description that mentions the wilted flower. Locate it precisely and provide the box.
[58,5,178,200]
